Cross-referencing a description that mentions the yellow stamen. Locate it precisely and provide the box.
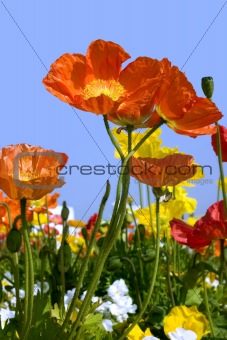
[83,79,125,101]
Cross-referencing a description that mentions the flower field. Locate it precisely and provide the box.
[0,39,227,339]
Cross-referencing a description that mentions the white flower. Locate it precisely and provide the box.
[33,281,49,295]
[142,337,159,340]
[107,279,128,302]
[0,308,15,328]
[11,288,25,299]
[64,288,76,309]
[102,319,113,332]
[95,300,112,313]
[109,303,128,322]
[117,295,137,314]
[168,327,197,340]
[205,277,219,288]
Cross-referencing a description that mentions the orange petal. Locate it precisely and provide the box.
[108,78,161,126]
[85,39,130,82]
[171,124,217,137]
[43,53,86,106]
[130,153,196,187]
[119,57,163,94]
[167,97,223,131]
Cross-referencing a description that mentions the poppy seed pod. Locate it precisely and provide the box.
[201,76,214,100]
[61,201,69,222]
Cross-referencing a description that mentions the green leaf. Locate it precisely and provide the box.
[185,287,202,306]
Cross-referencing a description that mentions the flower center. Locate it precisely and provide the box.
[83,79,125,101]
[19,170,39,181]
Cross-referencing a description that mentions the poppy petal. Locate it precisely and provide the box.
[85,39,130,82]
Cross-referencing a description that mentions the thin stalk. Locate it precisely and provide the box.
[103,116,124,160]
[58,181,110,335]
[120,197,161,339]
[121,257,142,310]
[128,202,144,286]
[70,129,133,340]
[20,198,34,340]
[215,123,227,283]
[161,249,175,307]
[202,266,215,337]
[0,202,13,229]
[69,120,164,339]
[138,182,144,208]
[215,123,227,211]
[59,222,69,316]
[12,253,22,316]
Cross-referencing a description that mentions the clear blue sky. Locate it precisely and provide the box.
[1,0,227,221]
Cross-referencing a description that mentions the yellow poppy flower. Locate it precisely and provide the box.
[163,306,209,340]
[216,177,227,191]
[127,324,158,340]
[68,220,86,228]
[134,186,197,238]
[32,212,48,226]
[112,127,178,159]
[65,235,86,253]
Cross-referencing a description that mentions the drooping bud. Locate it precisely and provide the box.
[106,256,123,271]
[61,201,69,222]
[6,228,22,253]
[201,76,214,99]
[142,249,156,263]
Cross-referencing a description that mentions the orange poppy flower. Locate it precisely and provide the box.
[130,153,196,187]
[43,39,164,127]
[145,59,222,136]
[0,144,68,200]
[170,200,227,249]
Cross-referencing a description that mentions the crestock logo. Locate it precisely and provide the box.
[13,151,65,189]
[56,163,213,177]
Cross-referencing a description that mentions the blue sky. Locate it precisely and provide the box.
[1,0,227,221]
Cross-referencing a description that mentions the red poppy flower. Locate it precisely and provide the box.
[0,144,68,200]
[43,39,164,127]
[130,153,196,187]
[86,213,98,230]
[211,125,227,162]
[145,59,222,136]
[170,200,227,249]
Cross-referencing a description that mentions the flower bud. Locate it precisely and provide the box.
[106,257,123,271]
[57,241,72,272]
[61,201,69,222]
[201,76,214,99]
[142,249,156,263]
[125,213,134,224]
[6,228,22,253]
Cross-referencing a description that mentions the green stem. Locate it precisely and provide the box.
[20,198,34,340]
[12,253,22,316]
[0,202,13,229]
[129,202,144,286]
[215,123,227,212]
[59,221,69,316]
[121,257,142,310]
[69,120,164,339]
[120,197,161,339]
[138,182,144,208]
[103,115,124,160]
[58,180,110,336]
[161,249,175,307]
[215,123,227,283]
[202,266,215,337]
